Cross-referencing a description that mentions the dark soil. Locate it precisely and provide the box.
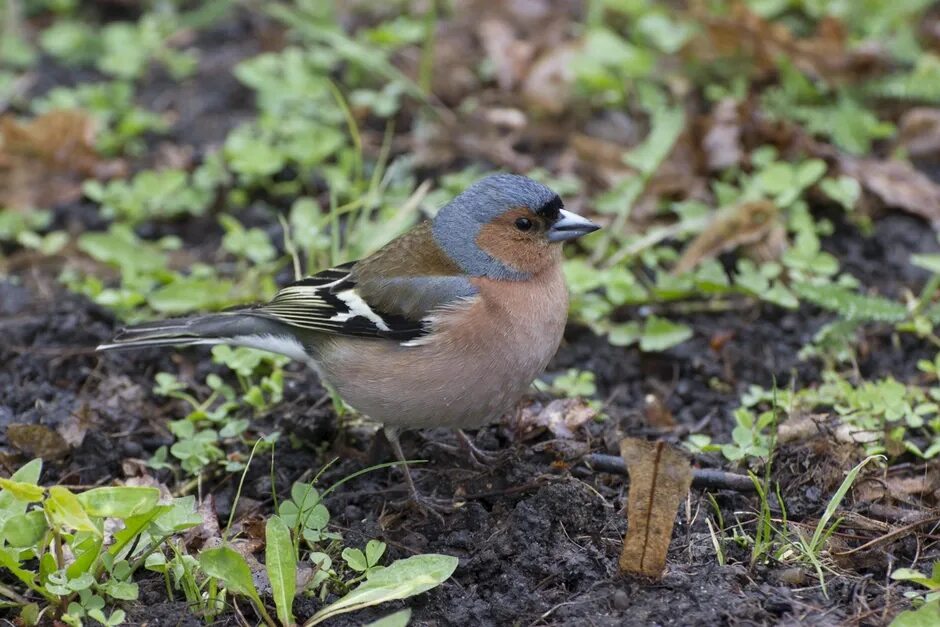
[2,10,938,627]
[2,204,933,626]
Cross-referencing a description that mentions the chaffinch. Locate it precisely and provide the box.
[99,174,600,510]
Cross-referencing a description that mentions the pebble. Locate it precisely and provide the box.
[612,588,630,610]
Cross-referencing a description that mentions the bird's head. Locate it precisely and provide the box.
[432,174,600,280]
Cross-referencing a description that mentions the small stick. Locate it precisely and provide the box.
[586,453,756,493]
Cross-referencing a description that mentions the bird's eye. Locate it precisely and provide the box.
[514,217,533,231]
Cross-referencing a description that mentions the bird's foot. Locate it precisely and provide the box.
[390,490,454,523]
[383,426,453,522]
[431,429,504,470]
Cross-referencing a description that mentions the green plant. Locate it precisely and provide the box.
[545,369,597,398]
[32,81,169,155]
[0,459,204,626]
[149,349,287,476]
[199,471,457,627]
[790,455,884,596]
[82,165,220,224]
[891,562,940,627]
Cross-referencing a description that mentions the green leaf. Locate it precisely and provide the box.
[912,254,940,275]
[0,478,45,503]
[148,276,236,315]
[365,540,386,567]
[77,487,160,519]
[343,548,368,572]
[792,282,908,322]
[364,609,412,627]
[893,568,937,588]
[809,455,884,553]
[304,554,458,626]
[607,322,642,347]
[45,487,100,535]
[198,546,263,606]
[0,547,46,598]
[639,317,693,352]
[266,516,297,627]
[152,497,204,534]
[819,176,861,211]
[2,510,48,547]
[66,534,103,580]
[891,600,940,627]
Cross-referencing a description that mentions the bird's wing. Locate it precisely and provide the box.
[252,260,478,342]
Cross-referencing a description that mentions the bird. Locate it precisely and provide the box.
[98,173,600,512]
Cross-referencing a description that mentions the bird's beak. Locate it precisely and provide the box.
[547,209,601,242]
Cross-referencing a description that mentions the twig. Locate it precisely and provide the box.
[586,453,756,492]
[831,514,940,557]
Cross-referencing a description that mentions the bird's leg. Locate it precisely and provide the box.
[383,427,452,519]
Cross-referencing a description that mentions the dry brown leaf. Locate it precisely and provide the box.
[618,438,693,578]
[674,200,781,273]
[522,41,581,115]
[702,98,743,172]
[777,413,830,444]
[6,423,71,460]
[183,494,221,552]
[839,156,940,227]
[569,133,637,187]
[855,466,940,503]
[643,394,675,429]
[897,108,940,159]
[689,2,884,83]
[0,109,125,212]
[478,18,534,91]
[514,398,596,440]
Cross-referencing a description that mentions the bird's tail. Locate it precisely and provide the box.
[96,311,268,351]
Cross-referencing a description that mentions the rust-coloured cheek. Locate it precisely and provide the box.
[475,208,559,275]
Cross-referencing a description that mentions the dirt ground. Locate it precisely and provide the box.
[3,7,940,627]
[3,211,935,626]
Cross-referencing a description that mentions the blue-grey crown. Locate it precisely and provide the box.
[431,174,561,280]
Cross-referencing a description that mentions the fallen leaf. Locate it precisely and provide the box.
[478,18,534,90]
[674,200,781,273]
[522,41,581,114]
[643,394,675,429]
[839,156,940,227]
[0,109,125,212]
[57,405,94,448]
[689,4,884,84]
[855,466,940,503]
[777,413,828,444]
[897,108,940,159]
[184,494,222,552]
[514,398,596,440]
[6,423,70,460]
[702,98,743,172]
[708,329,735,353]
[618,438,694,578]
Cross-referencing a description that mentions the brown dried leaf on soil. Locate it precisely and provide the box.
[183,494,221,551]
[643,394,675,429]
[514,398,596,440]
[0,109,125,212]
[897,108,940,159]
[854,464,940,504]
[838,156,940,227]
[618,438,693,578]
[478,18,535,90]
[688,2,884,83]
[5,423,70,460]
[522,41,581,114]
[702,98,744,172]
[674,200,782,274]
